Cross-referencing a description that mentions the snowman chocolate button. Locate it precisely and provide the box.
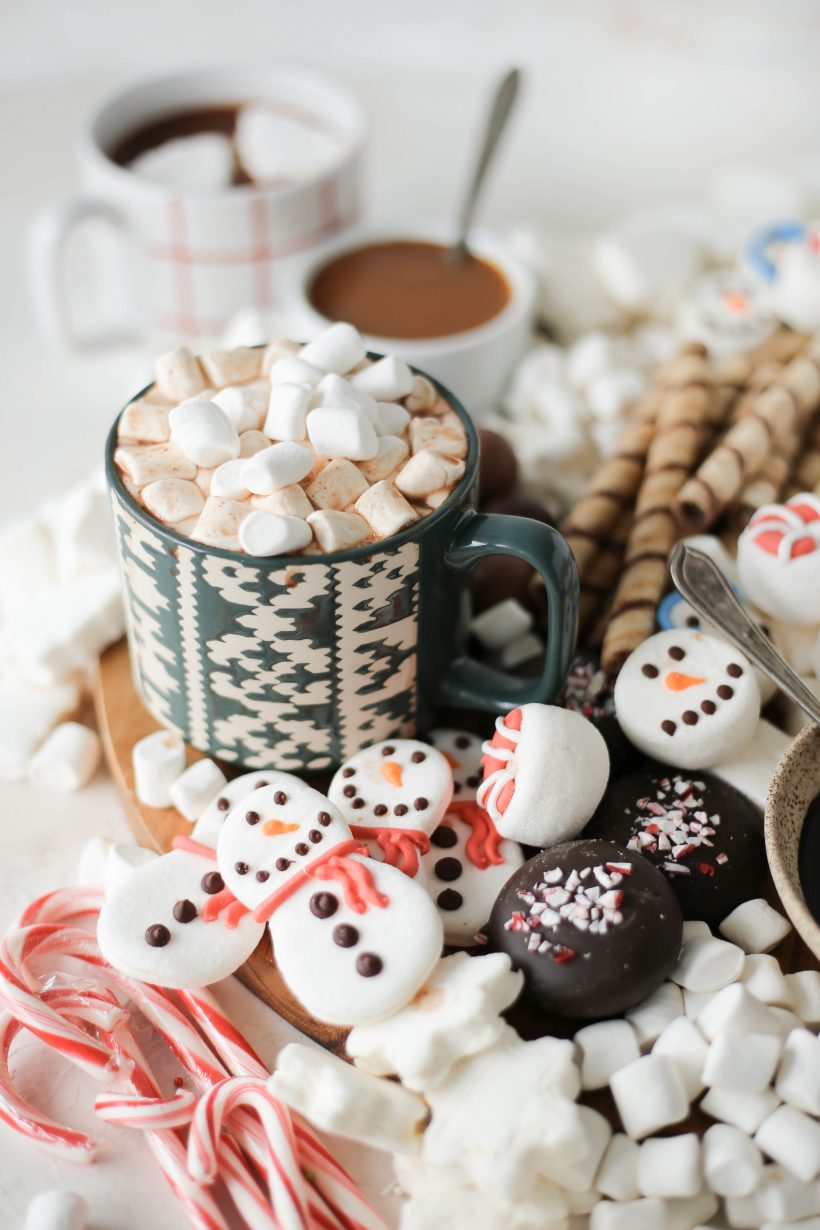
[614,629,760,770]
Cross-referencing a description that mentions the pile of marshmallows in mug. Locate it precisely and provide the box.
[114,323,469,557]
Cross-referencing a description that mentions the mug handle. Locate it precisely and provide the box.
[440,510,579,711]
[28,196,139,351]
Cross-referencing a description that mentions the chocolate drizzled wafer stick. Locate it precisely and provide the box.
[675,340,820,533]
[601,344,719,675]
[731,419,811,533]
[786,413,820,496]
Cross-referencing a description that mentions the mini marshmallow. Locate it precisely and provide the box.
[409,416,469,459]
[586,368,645,422]
[209,460,250,500]
[315,373,379,420]
[575,1019,640,1091]
[499,632,545,669]
[470,598,533,652]
[593,214,703,313]
[756,1164,820,1222]
[740,954,794,1008]
[664,1189,719,1230]
[235,104,344,184]
[566,332,626,391]
[541,1105,612,1192]
[785,971,820,1025]
[306,407,379,461]
[238,511,312,557]
[239,429,270,457]
[775,1028,820,1115]
[300,323,366,375]
[626,982,685,1049]
[395,449,465,499]
[374,402,411,436]
[720,899,792,954]
[132,729,185,808]
[637,1133,702,1198]
[682,920,713,942]
[27,722,100,793]
[670,935,745,993]
[212,384,268,432]
[263,382,313,441]
[703,1123,763,1197]
[119,398,171,443]
[610,1053,690,1139]
[114,442,197,485]
[590,1197,666,1230]
[723,1191,765,1228]
[701,1086,782,1135]
[169,759,227,822]
[698,984,783,1041]
[755,1104,820,1181]
[306,458,368,510]
[596,1133,641,1202]
[242,442,314,495]
[0,675,81,780]
[683,988,715,1021]
[307,510,369,553]
[269,1042,426,1154]
[405,375,438,413]
[652,1016,709,1101]
[141,478,205,525]
[133,132,234,191]
[355,481,418,538]
[702,1032,782,1093]
[154,347,207,401]
[770,239,820,332]
[23,1189,88,1230]
[3,572,124,687]
[199,346,260,388]
[771,1006,803,1038]
[358,435,410,483]
[252,485,314,519]
[169,401,241,468]
[191,497,249,550]
[352,354,414,401]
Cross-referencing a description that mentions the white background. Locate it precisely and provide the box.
[1,1,820,1225]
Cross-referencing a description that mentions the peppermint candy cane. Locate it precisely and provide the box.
[95,1088,197,1130]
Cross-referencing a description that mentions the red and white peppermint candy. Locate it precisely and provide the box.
[738,492,820,625]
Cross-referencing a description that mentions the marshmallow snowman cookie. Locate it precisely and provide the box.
[737,493,820,626]
[614,629,760,770]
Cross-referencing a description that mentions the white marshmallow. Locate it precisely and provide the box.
[566,332,625,391]
[119,397,171,443]
[212,384,268,432]
[771,1006,803,1039]
[315,373,379,420]
[235,104,344,184]
[575,1019,640,1091]
[723,1190,765,1228]
[0,515,54,607]
[252,485,314,520]
[776,1029,820,1115]
[405,374,438,413]
[27,722,100,793]
[740,954,794,1008]
[590,1197,666,1230]
[169,759,227,822]
[756,1163,820,1222]
[700,1086,782,1135]
[702,1032,782,1093]
[785,971,820,1025]
[307,510,370,553]
[637,1133,702,1198]
[698,985,783,1041]
[713,718,791,813]
[682,920,712,942]
[351,354,414,401]
[355,481,418,538]
[169,401,241,468]
[305,458,368,510]
[141,478,205,524]
[755,1104,820,1182]
[199,346,260,388]
[358,435,410,483]
[593,214,704,313]
[499,632,545,669]
[0,675,81,780]
[307,406,379,461]
[409,416,468,459]
[395,449,465,499]
[269,355,324,387]
[610,1053,689,1139]
[664,1189,719,1230]
[300,323,366,375]
[154,347,207,401]
[703,1123,763,1197]
[132,729,185,808]
[770,239,820,332]
[132,132,234,191]
[720,899,792,955]
[191,496,249,550]
[586,368,645,423]
[23,1189,87,1230]
[263,382,312,441]
[374,401,411,436]
[626,982,685,1049]
[114,442,197,485]
[238,511,312,557]
[652,1016,709,1101]
[541,1105,611,1192]
[683,988,715,1021]
[209,459,250,501]
[242,442,314,495]
[239,429,270,458]
[470,598,533,652]
[670,936,745,993]
[596,1133,641,1202]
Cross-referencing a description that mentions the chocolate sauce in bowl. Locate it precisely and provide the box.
[799,791,820,922]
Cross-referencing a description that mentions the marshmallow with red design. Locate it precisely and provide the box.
[737,493,820,626]
[477,704,610,846]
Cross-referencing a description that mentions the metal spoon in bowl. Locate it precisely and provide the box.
[449,67,522,264]
[669,541,820,727]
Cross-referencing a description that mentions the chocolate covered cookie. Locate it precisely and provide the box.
[584,765,765,925]
[487,839,682,1020]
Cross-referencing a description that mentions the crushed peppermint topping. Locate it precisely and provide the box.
[623,776,727,877]
[561,655,616,721]
[505,859,635,961]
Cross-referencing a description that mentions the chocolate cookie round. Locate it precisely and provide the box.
[583,764,764,926]
[488,839,682,1019]
[559,651,643,777]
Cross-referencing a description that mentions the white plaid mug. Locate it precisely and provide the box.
[29,64,367,351]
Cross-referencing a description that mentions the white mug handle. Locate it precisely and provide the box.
[28,196,140,351]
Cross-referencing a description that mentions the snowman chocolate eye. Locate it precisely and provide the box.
[411,751,426,763]
[727,663,743,677]
[642,664,659,679]
[669,646,685,660]
[273,791,288,805]
[382,746,395,756]
[686,616,699,628]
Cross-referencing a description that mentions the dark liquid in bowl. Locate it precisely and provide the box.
[308,240,511,339]
[109,105,252,184]
[799,790,820,922]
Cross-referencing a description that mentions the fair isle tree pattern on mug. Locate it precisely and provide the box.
[112,498,419,771]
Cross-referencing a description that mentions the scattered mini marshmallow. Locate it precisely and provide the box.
[682,920,712,943]
[770,233,820,332]
[306,509,370,552]
[242,441,314,495]
[664,1188,719,1230]
[132,132,234,191]
[589,1197,666,1230]
[740,954,794,1008]
[114,442,197,485]
[636,1133,702,1199]
[703,1123,763,1198]
[300,323,366,375]
[719,899,792,955]
[470,599,534,652]
[27,722,101,793]
[683,987,716,1021]
[409,416,469,459]
[306,457,368,510]
[0,514,54,609]
[352,355,414,401]
[212,384,268,432]
[0,674,81,780]
[700,1085,782,1135]
[670,935,745,993]
[154,347,208,402]
[652,1016,709,1102]
[775,1028,820,1116]
[169,758,227,822]
[263,382,313,441]
[610,1053,690,1139]
[192,496,249,550]
[698,984,783,1042]
[722,1189,765,1228]
[586,368,645,422]
[626,982,685,1049]
[575,1019,640,1091]
[209,459,249,501]
[315,373,379,421]
[701,1032,782,1093]
[359,435,410,483]
[269,354,325,387]
[239,429,270,458]
[593,213,704,314]
[755,1103,820,1182]
[565,331,624,390]
[770,1005,803,1039]
[252,485,314,519]
[45,472,118,582]
[199,346,260,388]
[355,481,418,538]
[169,401,241,468]
[785,971,820,1025]
[756,1163,820,1222]
[234,104,345,184]
[269,1042,426,1154]
[132,729,186,808]
[596,1133,641,1203]
[238,510,312,557]
[374,402,411,437]
[541,1105,612,1193]
[23,1189,88,1230]
[141,477,205,524]
[395,450,465,499]
[307,406,379,461]
[499,631,544,670]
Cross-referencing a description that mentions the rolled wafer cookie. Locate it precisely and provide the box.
[785,413,820,497]
[574,518,632,643]
[730,423,808,535]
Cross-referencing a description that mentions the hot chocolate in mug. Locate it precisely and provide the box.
[106,367,578,773]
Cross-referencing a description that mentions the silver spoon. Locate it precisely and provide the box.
[449,67,522,264]
[669,541,820,727]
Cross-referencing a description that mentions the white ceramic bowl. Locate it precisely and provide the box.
[285,221,537,415]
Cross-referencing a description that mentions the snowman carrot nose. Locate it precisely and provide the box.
[665,671,706,691]
[381,761,404,787]
[262,819,300,836]
[443,752,461,770]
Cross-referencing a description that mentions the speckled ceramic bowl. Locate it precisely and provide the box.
[765,722,820,958]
